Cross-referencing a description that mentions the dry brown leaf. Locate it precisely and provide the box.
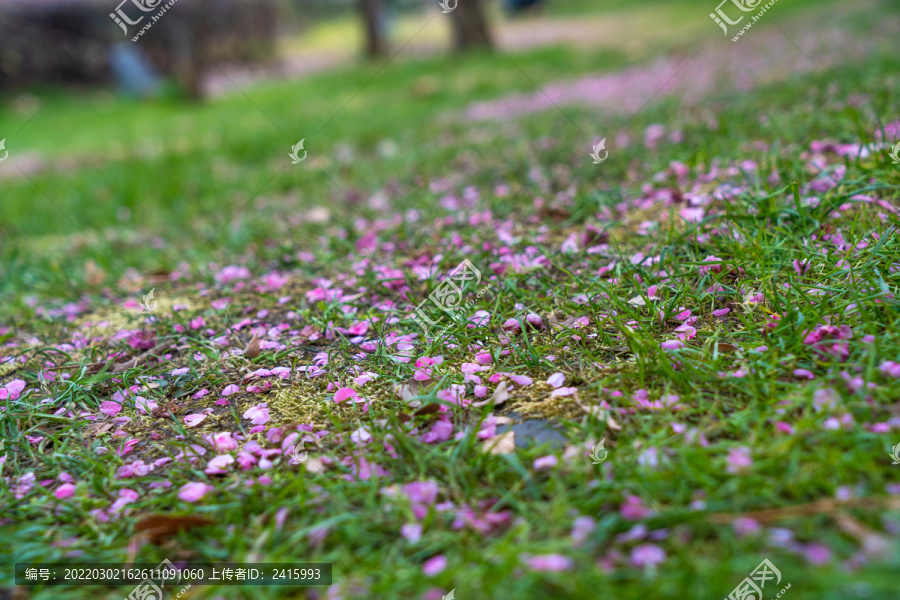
[242,334,260,358]
[709,497,900,524]
[548,313,579,330]
[85,260,107,286]
[572,391,605,417]
[134,514,215,545]
[112,341,174,374]
[834,514,892,560]
[606,415,622,430]
[472,380,508,408]
[538,206,571,221]
[562,444,583,463]
[147,271,172,285]
[482,431,515,455]
[393,380,421,403]
[86,422,114,438]
[340,292,366,303]
[413,403,441,417]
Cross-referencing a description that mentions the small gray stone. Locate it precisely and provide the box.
[497,412,568,449]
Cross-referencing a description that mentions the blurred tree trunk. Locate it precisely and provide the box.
[359,0,387,57]
[450,0,492,52]
[166,8,203,100]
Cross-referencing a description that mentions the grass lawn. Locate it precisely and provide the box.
[2,0,900,598]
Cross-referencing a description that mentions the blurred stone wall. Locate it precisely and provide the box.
[0,0,278,94]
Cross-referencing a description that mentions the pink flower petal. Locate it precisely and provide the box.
[205,454,235,475]
[0,379,26,401]
[550,387,578,397]
[242,405,270,425]
[508,374,533,386]
[546,373,566,388]
[55,483,76,499]
[524,554,573,572]
[726,447,753,474]
[502,318,521,332]
[525,313,544,329]
[211,432,238,451]
[99,401,122,417]
[401,523,423,543]
[570,516,596,547]
[475,352,493,365]
[533,455,558,471]
[134,396,158,414]
[334,387,359,404]
[422,555,447,576]
[183,413,207,427]
[177,482,212,502]
[630,544,667,568]
[793,368,815,380]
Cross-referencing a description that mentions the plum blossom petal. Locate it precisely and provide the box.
[793,369,815,380]
[550,387,578,397]
[475,352,493,365]
[401,523,423,544]
[99,402,122,417]
[55,483,77,499]
[422,555,447,576]
[508,374,533,386]
[211,432,238,451]
[177,482,212,502]
[334,387,359,404]
[630,544,667,568]
[184,414,207,427]
[879,361,900,378]
[242,405,270,425]
[421,419,453,444]
[726,447,753,474]
[533,455,558,471]
[0,379,26,401]
[546,373,566,388]
[523,554,573,572]
[205,454,235,475]
[570,516,596,547]
[135,396,158,414]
